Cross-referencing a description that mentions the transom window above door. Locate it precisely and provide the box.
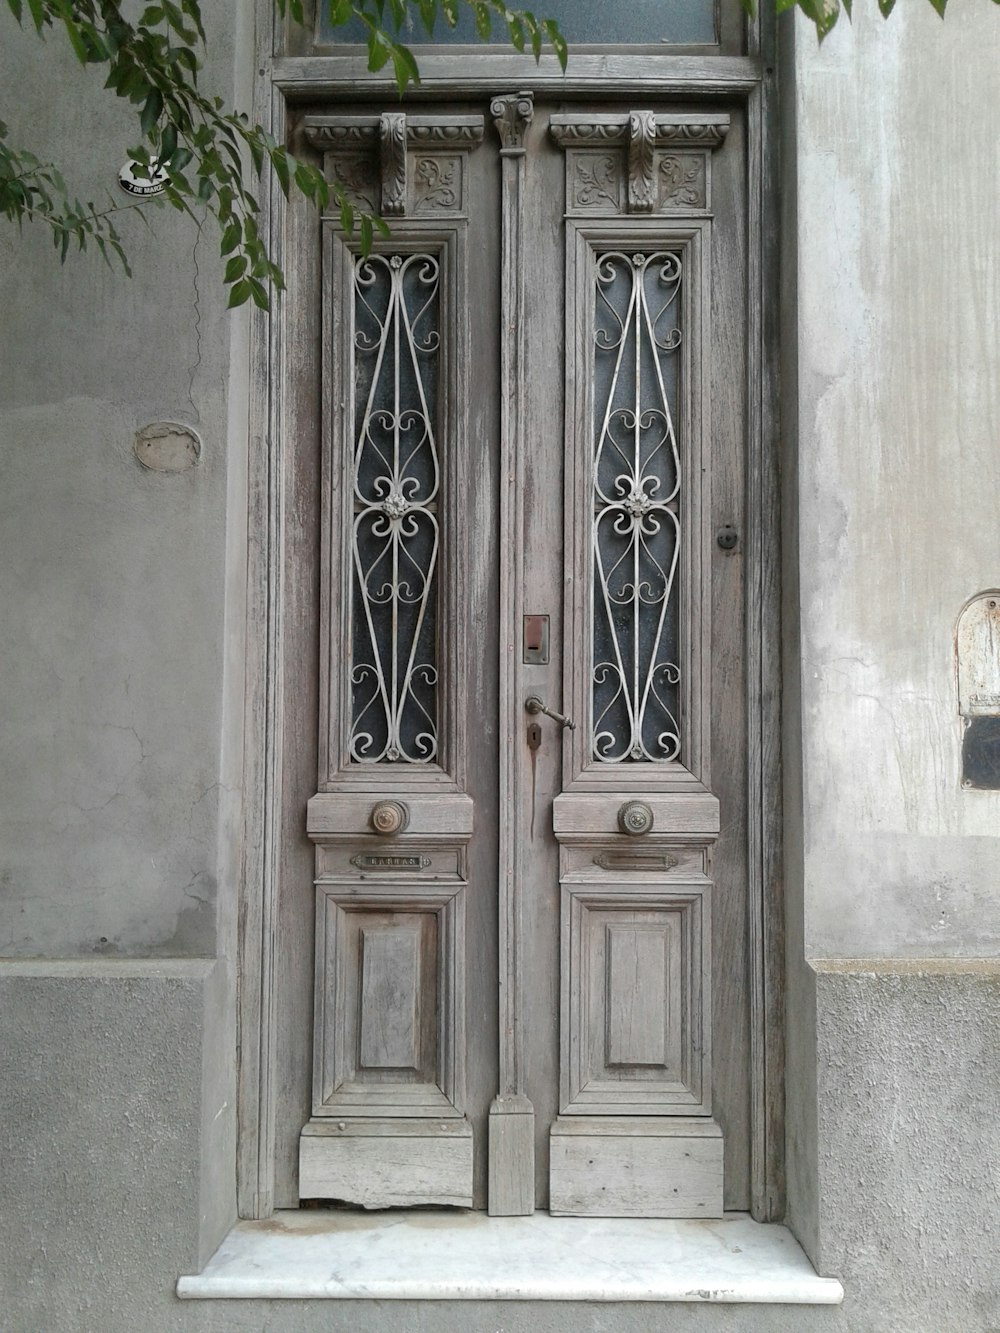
[319,0,719,48]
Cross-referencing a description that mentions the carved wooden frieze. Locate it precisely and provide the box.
[303,113,484,219]
[552,111,728,216]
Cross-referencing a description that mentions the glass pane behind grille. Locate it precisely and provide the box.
[592,251,683,764]
[350,253,440,764]
[321,0,717,48]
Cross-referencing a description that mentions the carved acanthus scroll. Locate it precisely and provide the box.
[627,111,657,213]
[379,113,407,216]
[551,111,730,216]
[302,114,485,220]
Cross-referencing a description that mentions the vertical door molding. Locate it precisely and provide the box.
[488,90,536,1218]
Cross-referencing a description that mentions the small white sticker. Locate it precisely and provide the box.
[118,159,168,198]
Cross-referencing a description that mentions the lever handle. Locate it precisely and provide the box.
[525,695,576,730]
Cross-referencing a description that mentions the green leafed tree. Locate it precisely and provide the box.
[0,0,965,307]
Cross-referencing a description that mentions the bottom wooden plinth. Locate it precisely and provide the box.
[299,1117,473,1208]
[549,1116,724,1218]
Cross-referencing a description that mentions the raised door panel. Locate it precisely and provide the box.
[561,878,710,1116]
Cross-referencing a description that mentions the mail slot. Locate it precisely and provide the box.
[523,613,550,664]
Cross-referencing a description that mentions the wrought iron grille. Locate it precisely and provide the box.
[592,251,683,763]
[350,252,440,763]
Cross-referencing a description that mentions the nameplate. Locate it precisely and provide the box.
[350,854,430,870]
[594,851,678,872]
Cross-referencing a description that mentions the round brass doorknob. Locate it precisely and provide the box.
[618,800,654,837]
[370,800,409,836]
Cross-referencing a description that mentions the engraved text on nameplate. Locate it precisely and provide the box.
[350,854,432,870]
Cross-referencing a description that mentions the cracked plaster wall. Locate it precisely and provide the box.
[790,0,1000,959]
[0,6,244,958]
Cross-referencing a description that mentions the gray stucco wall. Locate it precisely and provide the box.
[2,1,1000,1330]
[789,0,1000,960]
[0,4,243,960]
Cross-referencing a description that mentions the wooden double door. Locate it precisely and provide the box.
[282,93,753,1217]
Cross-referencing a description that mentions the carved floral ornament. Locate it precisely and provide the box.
[551,111,729,215]
[302,113,485,218]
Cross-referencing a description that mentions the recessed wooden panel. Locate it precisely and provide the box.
[312,882,465,1118]
[606,923,670,1067]
[359,927,420,1070]
[562,878,710,1116]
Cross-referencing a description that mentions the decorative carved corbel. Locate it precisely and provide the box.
[491,91,534,154]
[379,112,408,216]
[627,111,657,213]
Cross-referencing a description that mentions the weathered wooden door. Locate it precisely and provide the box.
[296,95,751,1218]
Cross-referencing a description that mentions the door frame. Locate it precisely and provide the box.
[235,0,784,1224]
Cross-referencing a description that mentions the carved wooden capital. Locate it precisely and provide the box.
[491,92,534,154]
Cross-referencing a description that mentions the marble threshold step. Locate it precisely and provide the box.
[177,1209,844,1303]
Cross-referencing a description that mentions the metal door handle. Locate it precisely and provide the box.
[525,695,576,730]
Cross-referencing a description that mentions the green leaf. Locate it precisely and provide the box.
[224,253,247,282]
[272,147,290,197]
[366,31,392,72]
[926,0,947,17]
[228,278,252,307]
[472,1,491,40]
[542,19,567,69]
[328,0,354,23]
[58,14,91,65]
[390,42,420,91]
[220,220,241,254]
[160,121,178,161]
[249,277,270,309]
[359,212,373,255]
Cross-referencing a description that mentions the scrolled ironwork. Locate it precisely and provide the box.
[350,252,441,764]
[592,251,683,764]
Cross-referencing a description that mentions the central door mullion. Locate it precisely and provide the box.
[488,91,537,1218]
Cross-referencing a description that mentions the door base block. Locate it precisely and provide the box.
[488,1094,535,1216]
[549,1116,724,1218]
[299,1117,473,1208]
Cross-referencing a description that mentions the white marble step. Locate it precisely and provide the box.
[178,1209,844,1303]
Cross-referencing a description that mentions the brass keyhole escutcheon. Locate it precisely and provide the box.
[618,800,655,837]
[370,800,410,836]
